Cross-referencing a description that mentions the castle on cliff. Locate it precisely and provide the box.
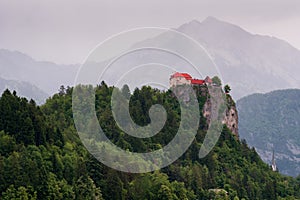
[169,72,213,87]
[169,72,239,137]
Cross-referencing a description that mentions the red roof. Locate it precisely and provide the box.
[171,72,192,80]
[191,79,205,85]
[171,72,206,85]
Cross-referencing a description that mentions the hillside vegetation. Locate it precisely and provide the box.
[0,84,299,199]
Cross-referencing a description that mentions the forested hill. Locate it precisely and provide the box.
[0,83,299,200]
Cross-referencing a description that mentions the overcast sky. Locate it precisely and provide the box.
[1,0,300,64]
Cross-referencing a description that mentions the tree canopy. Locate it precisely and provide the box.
[0,85,299,199]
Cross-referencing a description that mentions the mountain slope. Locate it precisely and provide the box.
[0,49,79,95]
[176,17,300,99]
[0,77,48,104]
[111,17,300,100]
[237,89,300,177]
[2,17,300,101]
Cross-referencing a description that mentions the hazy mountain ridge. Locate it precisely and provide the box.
[237,89,300,177]
[0,49,79,95]
[176,17,300,99]
[1,17,300,101]
[0,77,48,104]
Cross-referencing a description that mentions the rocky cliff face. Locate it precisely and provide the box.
[172,85,239,137]
[203,89,239,138]
[222,106,239,137]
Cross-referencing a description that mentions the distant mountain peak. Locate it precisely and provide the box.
[202,16,219,23]
[0,48,35,63]
[177,16,252,40]
[186,19,202,25]
[202,17,251,36]
[184,16,219,25]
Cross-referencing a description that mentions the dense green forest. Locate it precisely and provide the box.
[0,83,299,200]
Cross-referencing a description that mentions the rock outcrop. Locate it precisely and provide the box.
[172,84,239,138]
[203,90,239,138]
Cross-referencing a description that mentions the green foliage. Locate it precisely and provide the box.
[0,131,16,156]
[0,89,50,146]
[2,185,37,200]
[224,84,231,93]
[212,76,222,86]
[0,86,299,199]
[75,175,103,200]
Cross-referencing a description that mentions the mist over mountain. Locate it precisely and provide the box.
[0,49,79,96]
[0,77,48,104]
[237,89,300,177]
[1,17,300,101]
[176,17,300,99]
[0,16,300,198]
[116,17,300,99]
[176,19,295,99]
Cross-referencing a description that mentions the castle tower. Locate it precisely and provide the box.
[271,150,277,171]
